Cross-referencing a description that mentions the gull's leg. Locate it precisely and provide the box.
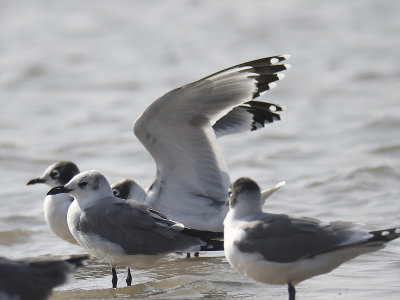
[126,268,132,286]
[288,282,295,300]
[111,267,118,288]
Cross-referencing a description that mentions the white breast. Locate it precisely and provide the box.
[43,194,77,244]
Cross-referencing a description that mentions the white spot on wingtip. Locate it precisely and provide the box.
[282,54,291,59]
[270,57,280,64]
[172,223,185,231]
[381,231,390,236]
[395,228,400,234]
[277,73,285,80]
[284,64,292,70]
[268,82,277,89]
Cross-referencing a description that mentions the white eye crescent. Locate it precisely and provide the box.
[112,189,120,197]
[50,169,60,179]
[78,181,88,188]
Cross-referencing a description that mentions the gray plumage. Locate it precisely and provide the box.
[133,55,290,231]
[77,199,215,255]
[0,255,88,300]
[224,177,400,300]
[236,217,373,263]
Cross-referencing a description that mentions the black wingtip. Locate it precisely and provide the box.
[368,227,400,243]
[182,228,223,240]
[244,101,283,130]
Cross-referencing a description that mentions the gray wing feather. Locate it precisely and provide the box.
[78,201,203,255]
[236,215,365,263]
[134,56,289,212]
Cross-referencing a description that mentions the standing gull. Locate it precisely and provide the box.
[224,177,400,300]
[48,170,224,288]
[0,255,88,300]
[27,161,80,244]
[124,55,290,231]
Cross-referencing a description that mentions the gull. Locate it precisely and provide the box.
[120,55,290,231]
[224,177,400,300]
[27,161,80,245]
[0,255,88,300]
[47,170,224,288]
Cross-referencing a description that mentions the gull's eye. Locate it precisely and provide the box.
[112,189,120,197]
[50,169,60,179]
[78,181,88,188]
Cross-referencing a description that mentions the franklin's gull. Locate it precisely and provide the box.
[48,170,224,288]
[224,177,400,300]
[27,161,80,245]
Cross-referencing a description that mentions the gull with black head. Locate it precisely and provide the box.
[224,177,400,300]
[27,161,80,244]
[48,170,224,288]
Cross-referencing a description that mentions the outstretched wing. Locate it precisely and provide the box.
[134,56,289,228]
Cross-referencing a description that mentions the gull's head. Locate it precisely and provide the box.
[228,177,262,216]
[111,178,146,202]
[47,170,113,203]
[111,178,136,199]
[27,161,80,188]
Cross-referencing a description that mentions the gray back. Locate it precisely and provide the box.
[78,199,204,255]
[236,214,359,263]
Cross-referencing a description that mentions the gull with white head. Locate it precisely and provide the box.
[224,177,400,300]
[48,170,224,288]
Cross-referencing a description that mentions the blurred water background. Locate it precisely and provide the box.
[0,0,399,299]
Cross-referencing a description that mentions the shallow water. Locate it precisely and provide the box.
[1,0,400,299]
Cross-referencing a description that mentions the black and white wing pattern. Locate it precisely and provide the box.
[134,55,290,230]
